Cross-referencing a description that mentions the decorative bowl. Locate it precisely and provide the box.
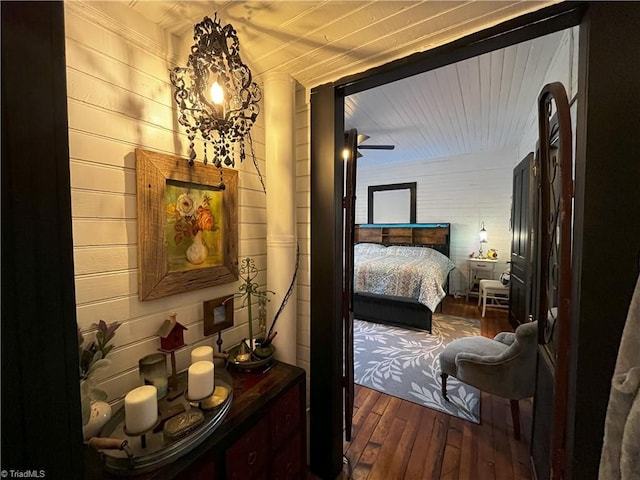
[227,343,276,372]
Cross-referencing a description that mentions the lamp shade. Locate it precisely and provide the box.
[479,222,488,243]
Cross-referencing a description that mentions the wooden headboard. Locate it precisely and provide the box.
[354,223,451,258]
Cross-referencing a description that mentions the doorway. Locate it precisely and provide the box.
[310,3,588,479]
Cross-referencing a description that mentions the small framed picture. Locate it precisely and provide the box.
[203,295,234,336]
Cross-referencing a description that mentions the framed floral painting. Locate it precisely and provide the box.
[136,148,238,300]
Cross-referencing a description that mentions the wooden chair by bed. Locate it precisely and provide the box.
[353,223,451,333]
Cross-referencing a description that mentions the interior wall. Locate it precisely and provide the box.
[356,147,516,295]
[65,2,268,410]
[517,26,579,158]
[352,26,578,298]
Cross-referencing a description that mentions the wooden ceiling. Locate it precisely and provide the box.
[125,1,559,88]
[121,1,566,164]
[345,30,569,165]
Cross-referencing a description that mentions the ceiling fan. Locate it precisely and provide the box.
[356,133,395,158]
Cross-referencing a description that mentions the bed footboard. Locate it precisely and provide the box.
[353,292,433,332]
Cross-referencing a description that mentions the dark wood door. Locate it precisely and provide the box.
[509,152,534,328]
[343,129,358,442]
[1,2,84,475]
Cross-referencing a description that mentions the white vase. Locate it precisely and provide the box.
[186,230,208,265]
[82,400,112,441]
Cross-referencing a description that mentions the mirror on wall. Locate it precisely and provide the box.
[367,182,416,224]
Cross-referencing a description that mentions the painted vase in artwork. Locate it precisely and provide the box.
[165,189,223,271]
[186,230,208,265]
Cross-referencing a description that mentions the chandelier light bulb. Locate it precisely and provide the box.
[210,81,224,105]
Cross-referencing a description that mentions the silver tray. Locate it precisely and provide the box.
[97,368,233,475]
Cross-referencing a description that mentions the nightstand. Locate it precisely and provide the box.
[466,258,498,300]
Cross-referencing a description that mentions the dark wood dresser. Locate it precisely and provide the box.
[84,361,306,479]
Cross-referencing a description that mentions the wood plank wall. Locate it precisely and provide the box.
[356,147,515,296]
[355,27,578,297]
[65,2,270,410]
[517,27,579,158]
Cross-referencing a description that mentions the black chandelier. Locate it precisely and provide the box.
[170,14,263,189]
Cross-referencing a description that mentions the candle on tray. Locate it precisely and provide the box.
[190,345,214,364]
[138,353,168,399]
[124,385,158,434]
[149,376,168,399]
[188,360,214,400]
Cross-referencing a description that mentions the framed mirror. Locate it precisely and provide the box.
[367,182,417,224]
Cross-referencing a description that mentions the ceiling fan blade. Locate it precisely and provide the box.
[356,133,370,145]
[355,132,395,155]
[358,145,395,150]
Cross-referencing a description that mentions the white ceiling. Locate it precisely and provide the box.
[345,29,568,165]
[125,1,565,164]
[127,1,559,88]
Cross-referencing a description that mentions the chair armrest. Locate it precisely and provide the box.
[455,350,536,399]
[456,351,509,367]
[494,331,516,346]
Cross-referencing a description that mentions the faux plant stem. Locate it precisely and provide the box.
[266,244,300,339]
[236,257,275,355]
[247,290,253,349]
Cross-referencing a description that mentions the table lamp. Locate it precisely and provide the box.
[478,222,488,258]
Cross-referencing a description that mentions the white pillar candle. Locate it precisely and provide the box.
[124,385,158,434]
[188,360,214,400]
[191,345,214,364]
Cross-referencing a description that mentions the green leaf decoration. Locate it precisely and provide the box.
[89,357,111,373]
[78,320,120,400]
[90,388,108,402]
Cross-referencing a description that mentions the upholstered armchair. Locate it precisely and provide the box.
[439,321,538,439]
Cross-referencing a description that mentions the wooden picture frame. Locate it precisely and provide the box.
[203,295,234,336]
[136,148,238,300]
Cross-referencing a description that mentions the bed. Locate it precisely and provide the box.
[353,223,455,332]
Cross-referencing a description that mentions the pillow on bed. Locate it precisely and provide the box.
[354,242,387,257]
[385,245,435,258]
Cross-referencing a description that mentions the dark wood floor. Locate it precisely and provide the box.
[311,295,533,480]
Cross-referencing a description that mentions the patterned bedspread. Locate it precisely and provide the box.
[354,243,456,311]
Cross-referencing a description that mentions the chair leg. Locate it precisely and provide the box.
[482,291,487,317]
[441,373,449,401]
[510,399,521,440]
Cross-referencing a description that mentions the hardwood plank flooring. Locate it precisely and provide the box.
[310,295,533,480]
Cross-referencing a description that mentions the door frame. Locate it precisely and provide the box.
[1,1,83,475]
[309,2,585,478]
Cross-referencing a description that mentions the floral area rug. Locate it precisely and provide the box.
[354,314,481,423]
